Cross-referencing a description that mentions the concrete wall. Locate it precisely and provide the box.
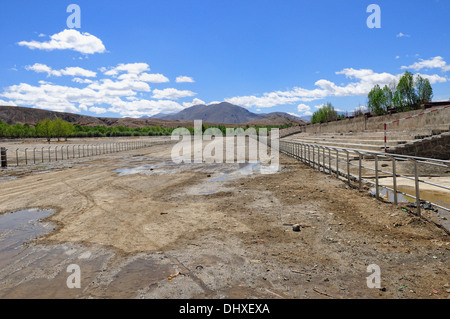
[305,106,450,134]
[390,132,450,160]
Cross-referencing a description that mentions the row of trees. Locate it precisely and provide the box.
[0,118,294,141]
[367,71,433,115]
[310,103,346,124]
[309,71,434,124]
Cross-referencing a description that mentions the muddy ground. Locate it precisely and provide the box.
[0,139,448,299]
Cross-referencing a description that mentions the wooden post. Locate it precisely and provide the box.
[1,147,7,168]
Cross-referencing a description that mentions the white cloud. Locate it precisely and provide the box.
[224,65,445,109]
[0,79,187,118]
[62,67,97,77]
[104,63,150,76]
[108,99,185,118]
[287,112,301,118]
[89,106,107,114]
[139,73,169,83]
[176,76,195,83]
[26,63,97,77]
[25,63,58,76]
[152,88,196,100]
[88,78,151,93]
[0,99,16,106]
[117,72,169,83]
[183,98,206,108]
[79,104,88,111]
[72,77,94,84]
[18,29,106,55]
[401,56,450,72]
[297,104,311,113]
[416,73,448,84]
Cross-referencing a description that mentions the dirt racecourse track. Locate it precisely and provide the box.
[0,137,448,299]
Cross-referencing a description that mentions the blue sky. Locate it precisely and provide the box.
[0,0,449,118]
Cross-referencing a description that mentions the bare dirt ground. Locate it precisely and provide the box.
[0,139,448,299]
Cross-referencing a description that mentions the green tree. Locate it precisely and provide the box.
[395,71,418,111]
[368,85,387,115]
[52,118,65,141]
[415,75,433,105]
[36,118,55,142]
[311,102,338,124]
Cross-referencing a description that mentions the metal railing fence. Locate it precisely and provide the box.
[279,140,450,216]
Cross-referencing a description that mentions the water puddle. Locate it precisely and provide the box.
[114,162,181,176]
[370,185,450,231]
[0,208,55,256]
[369,186,411,204]
[0,176,18,182]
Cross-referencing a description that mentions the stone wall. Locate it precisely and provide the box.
[390,132,450,160]
[305,106,450,134]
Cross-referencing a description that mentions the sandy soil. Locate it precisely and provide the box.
[0,138,448,299]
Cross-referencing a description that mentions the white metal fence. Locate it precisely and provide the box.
[279,140,450,216]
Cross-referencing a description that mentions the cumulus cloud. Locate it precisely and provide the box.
[72,77,94,84]
[152,88,196,100]
[176,76,195,83]
[26,63,97,78]
[182,98,206,108]
[401,56,450,72]
[103,63,150,76]
[225,66,447,109]
[118,72,169,83]
[139,73,169,83]
[297,103,311,113]
[0,81,187,117]
[89,106,107,114]
[0,99,16,106]
[18,29,106,54]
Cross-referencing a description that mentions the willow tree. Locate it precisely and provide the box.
[36,118,55,142]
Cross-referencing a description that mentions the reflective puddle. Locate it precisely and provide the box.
[370,185,450,231]
[0,208,55,253]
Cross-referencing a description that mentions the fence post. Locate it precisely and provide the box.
[328,148,331,174]
[308,145,311,166]
[410,159,421,216]
[374,155,379,200]
[55,146,58,161]
[322,147,325,173]
[335,149,339,178]
[16,149,19,166]
[33,148,36,164]
[24,148,28,165]
[357,152,362,190]
[390,155,398,205]
[41,147,44,163]
[1,147,7,168]
[345,150,350,184]
[312,145,315,170]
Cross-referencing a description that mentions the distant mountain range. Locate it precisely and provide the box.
[146,102,305,125]
[0,103,305,127]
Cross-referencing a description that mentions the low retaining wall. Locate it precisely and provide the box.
[305,106,450,134]
[390,132,450,160]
